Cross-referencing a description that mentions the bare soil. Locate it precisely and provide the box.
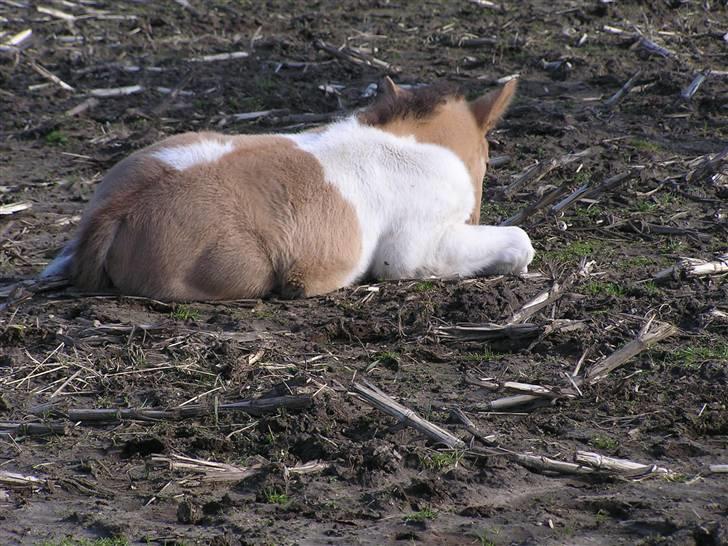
[1,1,727,545]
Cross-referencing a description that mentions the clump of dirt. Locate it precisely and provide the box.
[1,1,727,545]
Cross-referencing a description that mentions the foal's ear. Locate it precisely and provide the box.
[470,79,517,133]
[379,76,404,98]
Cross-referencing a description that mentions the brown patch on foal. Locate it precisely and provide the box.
[72,134,362,300]
[360,78,516,224]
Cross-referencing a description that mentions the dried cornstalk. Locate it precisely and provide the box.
[451,410,592,475]
[507,260,593,323]
[187,51,249,63]
[454,36,498,48]
[89,85,144,98]
[469,394,552,412]
[469,378,567,399]
[550,171,633,215]
[508,284,563,324]
[65,395,312,423]
[284,461,330,476]
[514,454,594,475]
[635,36,673,58]
[500,184,571,226]
[501,147,598,198]
[37,5,75,21]
[29,61,74,92]
[230,109,288,122]
[604,71,642,109]
[681,70,710,101]
[686,146,728,184]
[574,451,672,478]
[449,408,497,444]
[0,422,67,437]
[585,318,677,384]
[436,322,543,341]
[351,381,465,449]
[0,470,43,487]
[0,29,32,52]
[0,201,32,215]
[65,97,99,117]
[314,39,398,73]
[655,255,728,282]
[153,454,263,482]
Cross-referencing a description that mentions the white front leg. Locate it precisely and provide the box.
[425,224,535,277]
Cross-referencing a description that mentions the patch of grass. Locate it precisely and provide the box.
[590,434,619,451]
[639,281,661,297]
[404,507,436,523]
[664,473,691,483]
[38,539,129,546]
[629,138,663,153]
[582,281,625,298]
[421,450,462,471]
[371,350,399,368]
[543,239,609,263]
[45,129,68,145]
[413,280,436,292]
[666,343,728,368]
[480,201,516,222]
[170,304,200,321]
[462,346,503,362]
[262,487,289,505]
[574,204,603,219]
[573,169,592,185]
[660,239,686,254]
[624,256,653,268]
[632,200,657,213]
[595,508,609,526]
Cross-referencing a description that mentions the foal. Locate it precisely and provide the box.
[42,78,534,301]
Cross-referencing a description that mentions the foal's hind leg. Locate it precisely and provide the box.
[279,257,358,298]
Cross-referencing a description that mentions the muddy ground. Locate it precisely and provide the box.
[1,1,727,545]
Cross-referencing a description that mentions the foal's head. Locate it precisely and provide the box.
[359,78,517,224]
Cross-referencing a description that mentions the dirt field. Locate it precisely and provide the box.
[1,1,727,545]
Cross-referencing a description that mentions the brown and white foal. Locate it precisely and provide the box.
[42,78,534,301]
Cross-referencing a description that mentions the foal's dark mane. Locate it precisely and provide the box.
[358,82,463,126]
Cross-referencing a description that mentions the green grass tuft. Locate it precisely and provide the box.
[462,347,504,362]
[541,239,610,263]
[170,304,200,321]
[421,451,462,471]
[590,434,619,450]
[263,487,289,505]
[582,281,625,298]
[413,280,436,292]
[666,343,728,368]
[45,130,68,145]
[404,507,436,523]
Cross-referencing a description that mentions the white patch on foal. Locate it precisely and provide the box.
[151,139,234,171]
[287,117,534,284]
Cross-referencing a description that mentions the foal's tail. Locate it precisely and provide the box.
[69,207,122,290]
[40,239,77,279]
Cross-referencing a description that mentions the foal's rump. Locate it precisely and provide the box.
[63,133,362,301]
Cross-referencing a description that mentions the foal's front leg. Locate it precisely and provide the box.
[426,224,535,277]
